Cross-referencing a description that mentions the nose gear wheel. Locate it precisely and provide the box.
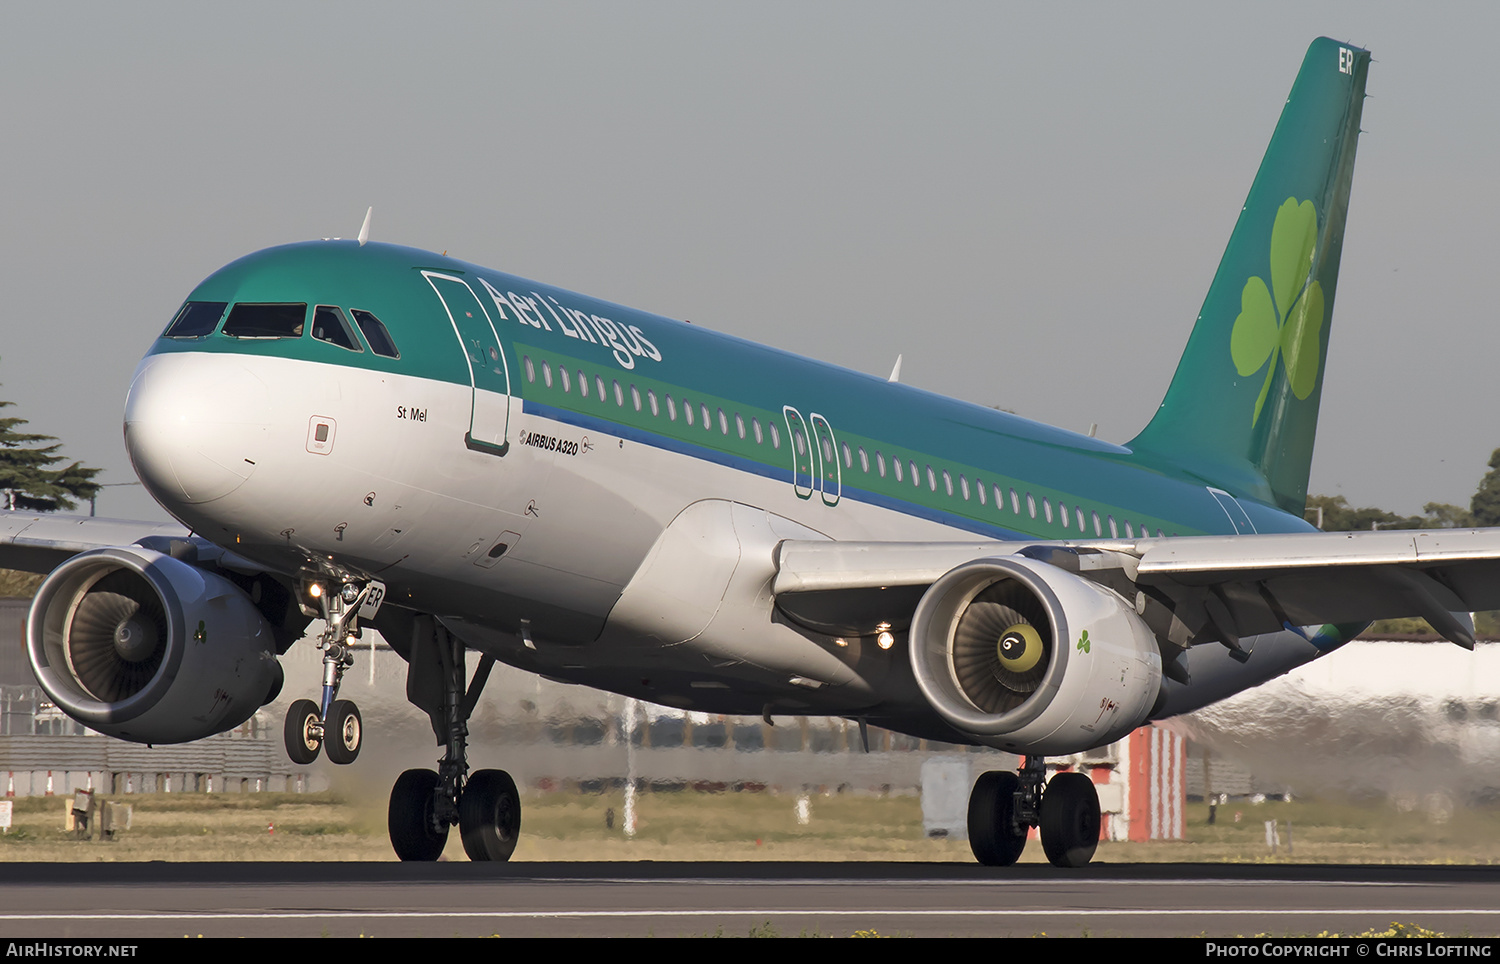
[283,699,322,765]
[324,699,362,765]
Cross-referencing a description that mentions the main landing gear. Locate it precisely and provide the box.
[968,756,1101,868]
[387,615,520,862]
[282,579,381,766]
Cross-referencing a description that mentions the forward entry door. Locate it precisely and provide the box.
[425,271,511,456]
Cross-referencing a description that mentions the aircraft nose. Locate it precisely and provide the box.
[124,354,269,506]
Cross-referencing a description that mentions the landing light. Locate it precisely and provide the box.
[309,583,324,598]
[877,632,895,650]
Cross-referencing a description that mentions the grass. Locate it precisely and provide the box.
[2,788,1500,864]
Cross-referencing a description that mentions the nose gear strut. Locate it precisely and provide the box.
[281,578,383,766]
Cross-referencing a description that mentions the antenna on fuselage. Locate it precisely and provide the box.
[888,354,903,383]
[357,207,372,246]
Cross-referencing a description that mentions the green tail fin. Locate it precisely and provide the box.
[1128,38,1369,514]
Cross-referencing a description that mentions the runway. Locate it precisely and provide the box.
[0,863,1497,938]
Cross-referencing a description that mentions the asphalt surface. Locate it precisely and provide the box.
[0,862,1497,937]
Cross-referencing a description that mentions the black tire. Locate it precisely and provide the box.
[460,769,522,862]
[324,700,362,765]
[283,699,321,765]
[968,770,1027,866]
[1039,771,1101,868]
[389,768,448,861]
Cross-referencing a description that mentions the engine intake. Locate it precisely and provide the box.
[909,556,1162,754]
[28,547,283,744]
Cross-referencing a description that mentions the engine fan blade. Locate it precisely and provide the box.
[67,570,167,703]
[951,581,1051,713]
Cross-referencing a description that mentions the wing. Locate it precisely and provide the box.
[0,511,194,573]
[773,528,1500,651]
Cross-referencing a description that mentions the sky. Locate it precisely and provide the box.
[2,2,1496,523]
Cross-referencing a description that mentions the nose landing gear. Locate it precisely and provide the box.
[281,579,382,766]
[968,756,1102,868]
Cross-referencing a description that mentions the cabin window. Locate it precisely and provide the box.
[718,408,729,434]
[1077,508,1086,531]
[223,303,307,339]
[543,362,554,388]
[1093,511,1102,536]
[595,375,607,401]
[164,301,228,338]
[523,356,535,382]
[910,461,920,487]
[666,394,677,421]
[1124,520,1134,538]
[976,478,986,505]
[684,400,695,426]
[631,385,642,411]
[735,413,746,439]
[1010,488,1020,514]
[613,380,624,406]
[858,447,869,473]
[1043,498,1053,524]
[311,305,361,351]
[560,367,571,393]
[943,470,953,497]
[770,423,781,449]
[753,418,763,444]
[1026,493,1037,519]
[926,465,937,492]
[701,404,712,430]
[876,451,886,477]
[578,371,590,398]
[794,429,806,456]
[893,458,903,482]
[350,310,400,358]
[959,475,969,501]
[1108,515,1119,538]
[648,390,659,416]
[1060,503,1069,529]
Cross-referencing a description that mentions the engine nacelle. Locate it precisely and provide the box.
[27,547,283,744]
[909,556,1163,755]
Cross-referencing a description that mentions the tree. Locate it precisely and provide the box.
[1470,449,1500,527]
[0,391,101,512]
[1304,494,1470,532]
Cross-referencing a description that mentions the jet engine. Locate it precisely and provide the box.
[909,556,1163,755]
[27,546,283,745]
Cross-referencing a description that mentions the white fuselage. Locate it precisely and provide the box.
[124,348,1333,732]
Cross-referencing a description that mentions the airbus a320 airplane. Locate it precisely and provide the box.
[3,38,1494,868]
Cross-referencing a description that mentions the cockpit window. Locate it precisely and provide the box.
[350,309,400,358]
[162,301,228,338]
[311,305,362,352]
[222,303,308,338]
